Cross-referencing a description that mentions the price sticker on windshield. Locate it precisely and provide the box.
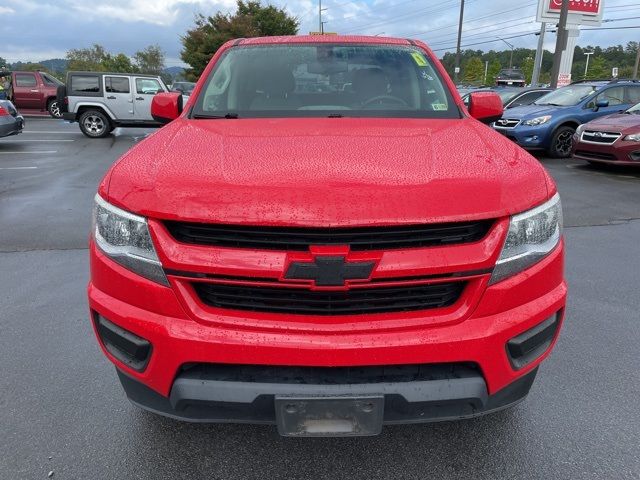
[410,52,428,67]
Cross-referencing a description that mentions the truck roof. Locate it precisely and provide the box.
[65,71,161,78]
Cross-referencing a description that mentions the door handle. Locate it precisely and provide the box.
[135,97,144,101]
[106,96,117,100]
[30,89,39,93]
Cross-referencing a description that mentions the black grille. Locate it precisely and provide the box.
[165,221,493,251]
[193,282,465,315]
[575,150,617,161]
[178,362,480,385]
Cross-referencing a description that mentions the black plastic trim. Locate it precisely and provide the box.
[507,313,560,370]
[93,314,152,372]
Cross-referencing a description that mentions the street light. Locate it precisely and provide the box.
[584,51,594,79]
[496,37,515,69]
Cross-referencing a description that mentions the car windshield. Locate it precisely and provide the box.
[495,90,519,103]
[534,85,597,106]
[626,102,640,114]
[192,44,458,119]
[498,70,524,80]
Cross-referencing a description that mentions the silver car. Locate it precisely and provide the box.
[61,71,169,138]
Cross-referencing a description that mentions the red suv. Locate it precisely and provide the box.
[88,36,566,437]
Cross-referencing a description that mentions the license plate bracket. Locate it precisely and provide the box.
[275,395,384,437]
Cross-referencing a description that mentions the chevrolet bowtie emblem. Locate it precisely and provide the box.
[285,256,375,287]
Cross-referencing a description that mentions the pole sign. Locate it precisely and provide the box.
[557,73,572,87]
[537,0,604,26]
[612,67,618,78]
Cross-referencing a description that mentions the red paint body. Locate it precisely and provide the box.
[89,36,566,407]
[572,113,640,166]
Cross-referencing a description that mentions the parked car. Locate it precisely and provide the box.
[0,70,63,118]
[0,99,24,137]
[88,35,566,437]
[492,80,640,157]
[496,68,526,87]
[170,81,196,96]
[572,101,640,166]
[60,71,169,138]
[462,87,552,109]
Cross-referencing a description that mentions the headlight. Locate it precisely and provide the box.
[623,133,640,142]
[575,124,587,136]
[523,115,552,126]
[490,193,562,284]
[92,195,168,286]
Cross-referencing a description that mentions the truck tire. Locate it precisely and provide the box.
[79,110,111,138]
[547,125,575,158]
[47,99,62,118]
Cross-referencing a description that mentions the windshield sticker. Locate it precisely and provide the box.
[431,103,447,111]
[411,52,428,67]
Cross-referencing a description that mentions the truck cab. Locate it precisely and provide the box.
[3,71,63,118]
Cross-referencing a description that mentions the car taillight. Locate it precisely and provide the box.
[0,106,9,116]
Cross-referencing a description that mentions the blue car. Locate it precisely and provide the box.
[492,80,640,157]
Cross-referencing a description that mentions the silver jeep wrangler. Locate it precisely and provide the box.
[60,71,169,138]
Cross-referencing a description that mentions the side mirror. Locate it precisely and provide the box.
[595,99,609,110]
[151,92,183,124]
[467,91,504,124]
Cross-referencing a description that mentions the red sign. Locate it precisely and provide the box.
[548,0,600,14]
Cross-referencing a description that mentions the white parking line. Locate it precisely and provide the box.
[0,166,38,170]
[4,139,75,142]
[21,131,77,134]
[0,151,57,154]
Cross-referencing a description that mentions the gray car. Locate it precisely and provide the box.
[0,100,24,138]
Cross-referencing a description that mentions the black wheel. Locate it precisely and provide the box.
[78,110,111,138]
[547,126,575,158]
[47,99,62,118]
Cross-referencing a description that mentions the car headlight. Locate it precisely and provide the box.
[523,115,552,126]
[575,124,587,136]
[490,193,562,284]
[623,133,640,142]
[92,194,168,286]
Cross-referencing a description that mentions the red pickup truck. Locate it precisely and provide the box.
[2,71,63,118]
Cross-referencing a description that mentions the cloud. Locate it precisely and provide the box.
[0,6,16,14]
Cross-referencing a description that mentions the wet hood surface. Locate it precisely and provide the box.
[583,113,640,133]
[107,117,550,225]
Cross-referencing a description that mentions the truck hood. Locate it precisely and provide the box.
[106,117,550,226]
[583,112,640,133]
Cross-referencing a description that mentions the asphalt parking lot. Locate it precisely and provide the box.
[1,117,639,480]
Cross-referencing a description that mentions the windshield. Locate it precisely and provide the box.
[42,73,63,86]
[534,85,597,106]
[627,102,640,114]
[498,70,524,80]
[495,90,519,103]
[192,44,458,119]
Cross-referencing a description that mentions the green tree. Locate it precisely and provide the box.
[66,44,110,71]
[104,53,138,73]
[521,56,534,83]
[487,60,502,85]
[181,0,299,79]
[0,57,7,70]
[134,45,165,75]
[587,56,609,79]
[463,57,485,84]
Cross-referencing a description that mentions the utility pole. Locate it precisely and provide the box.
[550,0,569,88]
[583,51,594,79]
[484,60,489,85]
[634,42,640,79]
[319,0,327,34]
[531,22,546,87]
[454,0,465,84]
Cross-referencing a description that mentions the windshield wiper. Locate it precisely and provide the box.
[327,113,344,118]
[192,113,239,119]
[535,102,564,107]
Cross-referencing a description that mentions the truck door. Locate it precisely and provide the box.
[103,76,134,120]
[13,73,41,109]
[133,77,164,121]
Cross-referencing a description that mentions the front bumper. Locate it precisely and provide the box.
[572,137,640,165]
[117,363,539,425]
[88,235,566,425]
[493,124,551,150]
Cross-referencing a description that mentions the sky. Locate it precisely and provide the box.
[1,0,638,66]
